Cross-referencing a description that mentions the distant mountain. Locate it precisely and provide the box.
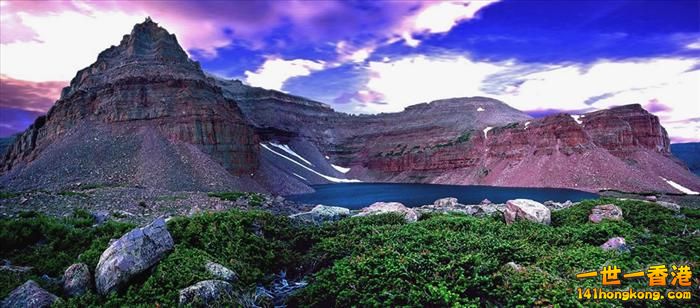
[2,18,699,195]
[671,143,700,176]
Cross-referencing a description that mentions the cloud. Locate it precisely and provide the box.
[244,58,325,91]
[0,75,65,112]
[395,0,499,47]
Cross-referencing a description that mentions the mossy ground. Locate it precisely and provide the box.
[1,198,698,307]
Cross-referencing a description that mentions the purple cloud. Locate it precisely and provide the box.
[0,75,65,112]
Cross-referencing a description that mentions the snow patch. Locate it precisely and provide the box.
[477,107,485,112]
[660,177,699,195]
[483,127,493,139]
[262,144,361,183]
[269,142,313,166]
[331,164,351,174]
[325,155,330,159]
[525,121,531,129]
[292,173,307,181]
[571,115,584,125]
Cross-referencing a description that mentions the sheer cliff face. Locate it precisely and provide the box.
[1,19,260,191]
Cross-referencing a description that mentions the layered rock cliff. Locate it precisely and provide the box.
[1,18,261,191]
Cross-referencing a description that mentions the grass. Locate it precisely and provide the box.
[208,191,265,207]
[1,198,698,306]
[0,192,19,199]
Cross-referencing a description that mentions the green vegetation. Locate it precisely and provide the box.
[0,192,19,199]
[208,191,266,207]
[1,199,698,306]
[455,130,473,143]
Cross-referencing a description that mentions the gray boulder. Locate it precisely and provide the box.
[1,280,60,308]
[355,202,419,222]
[179,280,234,306]
[589,204,623,223]
[63,263,92,297]
[95,218,174,295]
[656,201,681,212]
[289,205,350,225]
[600,237,629,252]
[205,261,237,282]
[433,197,459,207]
[504,199,551,225]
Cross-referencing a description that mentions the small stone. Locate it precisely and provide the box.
[600,237,628,252]
[179,280,234,306]
[205,261,237,282]
[63,263,92,297]
[655,201,680,212]
[588,204,623,223]
[505,262,525,273]
[645,195,657,202]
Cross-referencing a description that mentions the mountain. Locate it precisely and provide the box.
[671,143,700,176]
[2,19,699,195]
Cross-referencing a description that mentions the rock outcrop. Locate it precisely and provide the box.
[600,237,628,252]
[503,199,551,225]
[1,280,60,308]
[178,280,234,306]
[95,217,174,295]
[63,263,92,297]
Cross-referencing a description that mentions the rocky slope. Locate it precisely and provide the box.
[1,19,698,195]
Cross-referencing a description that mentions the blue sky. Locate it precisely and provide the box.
[1,0,699,141]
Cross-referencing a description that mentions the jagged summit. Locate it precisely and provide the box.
[61,17,203,99]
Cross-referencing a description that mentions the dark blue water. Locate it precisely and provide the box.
[286,183,598,209]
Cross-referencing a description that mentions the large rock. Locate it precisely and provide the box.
[95,218,174,295]
[433,197,459,207]
[179,280,234,306]
[2,280,60,308]
[288,204,350,225]
[205,261,237,282]
[63,263,92,297]
[588,204,623,223]
[355,202,419,222]
[503,199,551,225]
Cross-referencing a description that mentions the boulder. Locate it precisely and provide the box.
[645,195,657,202]
[503,199,551,225]
[63,263,92,297]
[2,280,60,308]
[355,202,419,222]
[655,201,680,212]
[505,262,525,273]
[289,204,350,225]
[433,197,459,207]
[544,200,574,211]
[481,199,492,205]
[600,237,628,252]
[588,204,623,223]
[205,261,237,282]
[95,218,174,295]
[179,280,234,306]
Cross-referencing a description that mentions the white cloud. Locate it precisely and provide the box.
[0,11,145,81]
[244,57,325,91]
[397,0,499,47]
[352,53,700,141]
[357,54,506,113]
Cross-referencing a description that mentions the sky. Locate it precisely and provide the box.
[0,0,699,142]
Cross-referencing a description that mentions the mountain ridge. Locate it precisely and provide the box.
[1,19,698,195]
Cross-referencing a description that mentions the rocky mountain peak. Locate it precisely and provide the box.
[61,17,203,98]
